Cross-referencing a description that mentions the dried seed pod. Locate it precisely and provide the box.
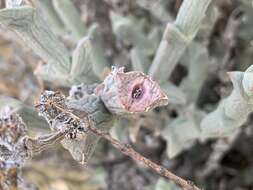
[95,67,168,115]
[0,161,18,190]
[36,91,86,133]
[0,160,37,190]
[0,108,37,190]
[36,90,113,165]
[0,107,27,161]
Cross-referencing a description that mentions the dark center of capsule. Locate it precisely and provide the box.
[132,84,144,100]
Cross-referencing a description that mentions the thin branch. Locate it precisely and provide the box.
[37,98,201,190]
[87,124,201,190]
[0,106,68,163]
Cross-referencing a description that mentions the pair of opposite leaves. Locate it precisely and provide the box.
[39,67,169,165]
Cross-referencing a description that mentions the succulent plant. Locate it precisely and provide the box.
[1,0,253,189]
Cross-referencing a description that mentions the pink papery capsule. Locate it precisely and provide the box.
[95,67,168,115]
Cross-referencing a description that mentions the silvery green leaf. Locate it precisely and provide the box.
[162,126,185,158]
[201,72,253,138]
[35,61,69,85]
[130,47,151,73]
[36,0,66,35]
[90,167,107,189]
[197,3,220,40]
[148,23,189,83]
[6,0,22,8]
[110,12,156,55]
[110,11,139,45]
[71,37,91,77]
[243,65,253,97]
[160,82,187,105]
[155,178,181,190]
[52,0,86,40]
[88,23,110,79]
[63,94,114,165]
[180,42,211,103]
[239,0,252,6]
[180,42,209,69]
[149,0,212,83]
[148,27,162,53]
[200,102,242,138]
[224,73,252,120]
[70,37,99,84]
[162,106,204,158]
[0,95,47,131]
[175,0,212,38]
[110,118,129,142]
[0,6,71,84]
[61,132,100,166]
[238,2,253,41]
[136,0,173,24]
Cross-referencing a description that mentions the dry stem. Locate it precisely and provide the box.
[88,125,201,190]
[46,102,202,190]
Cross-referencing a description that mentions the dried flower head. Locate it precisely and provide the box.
[0,160,18,190]
[0,160,37,190]
[36,90,114,165]
[95,67,169,114]
[36,91,97,165]
[0,107,27,161]
[36,91,85,131]
[0,108,37,190]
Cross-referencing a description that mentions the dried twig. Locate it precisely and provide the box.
[86,124,201,190]
[0,107,55,189]
[0,106,70,162]
[35,92,201,190]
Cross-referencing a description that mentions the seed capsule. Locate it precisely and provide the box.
[95,67,168,114]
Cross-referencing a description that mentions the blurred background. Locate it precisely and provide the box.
[0,0,253,190]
